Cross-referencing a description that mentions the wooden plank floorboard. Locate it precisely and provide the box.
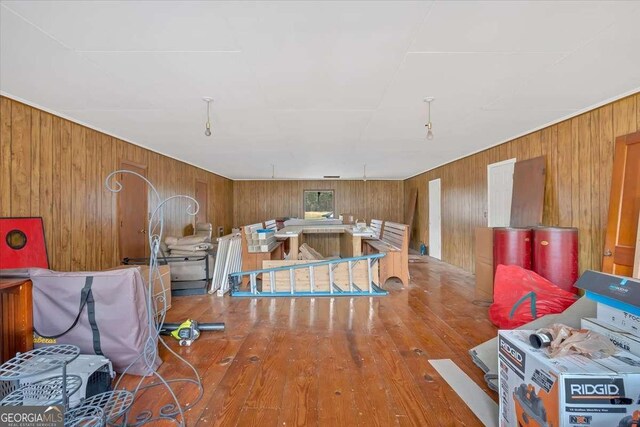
[376,299,480,425]
[317,332,361,426]
[277,330,320,427]
[244,328,289,409]
[120,257,496,426]
[348,333,399,427]
[368,333,438,426]
[236,408,279,427]
[196,325,275,427]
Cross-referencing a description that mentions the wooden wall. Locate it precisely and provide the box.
[405,92,640,274]
[233,180,404,257]
[0,96,233,272]
[233,180,404,226]
[6,89,637,273]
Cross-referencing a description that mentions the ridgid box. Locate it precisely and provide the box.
[499,330,640,427]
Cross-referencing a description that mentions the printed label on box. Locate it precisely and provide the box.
[564,377,626,404]
[499,335,526,377]
[597,303,640,336]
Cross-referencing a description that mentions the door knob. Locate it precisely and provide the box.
[139,229,146,234]
[604,249,612,257]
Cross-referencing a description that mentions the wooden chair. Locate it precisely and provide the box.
[364,221,409,286]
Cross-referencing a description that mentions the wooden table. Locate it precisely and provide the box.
[275,225,376,258]
[0,278,34,363]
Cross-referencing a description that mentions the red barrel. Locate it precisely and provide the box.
[493,228,533,275]
[532,227,579,294]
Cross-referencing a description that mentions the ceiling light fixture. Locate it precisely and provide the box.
[363,164,367,182]
[424,97,435,140]
[203,97,213,137]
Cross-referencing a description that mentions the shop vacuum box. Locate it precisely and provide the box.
[498,330,640,427]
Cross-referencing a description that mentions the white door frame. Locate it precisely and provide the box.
[487,158,516,227]
[428,178,442,260]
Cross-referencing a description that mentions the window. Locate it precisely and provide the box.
[303,190,334,219]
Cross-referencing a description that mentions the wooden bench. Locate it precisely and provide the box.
[364,221,409,286]
[370,219,383,239]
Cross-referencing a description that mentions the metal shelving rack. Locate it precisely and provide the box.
[0,345,135,426]
[0,345,80,409]
[65,405,105,427]
[79,390,134,425]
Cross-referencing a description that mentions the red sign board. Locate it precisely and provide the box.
[0,217,49,269]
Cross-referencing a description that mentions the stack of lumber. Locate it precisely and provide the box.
[299,243,324,260]
[246,229,278,253]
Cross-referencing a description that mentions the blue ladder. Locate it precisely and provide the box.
[229,253,388,297]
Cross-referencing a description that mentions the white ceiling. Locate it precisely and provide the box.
[1,1,639,180]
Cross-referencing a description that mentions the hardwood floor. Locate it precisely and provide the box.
[123,257,498,426]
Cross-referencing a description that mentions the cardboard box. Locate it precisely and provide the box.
[499,329,640,427]
[475,260,494,301]
[576,270,640,316]
[582,317,640,357]
[475,227,494,265]
[111,264,171,316]
[475,227,494,300]
[597,303,640,337]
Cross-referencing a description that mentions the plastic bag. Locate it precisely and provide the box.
[534,324,618,359]
[489,264,578,329]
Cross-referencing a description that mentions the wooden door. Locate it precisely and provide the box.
[634,212,640,279]
[603,131,640,276]
[195,180,208,225]
[118,163,148,260]
[510,156,546,227]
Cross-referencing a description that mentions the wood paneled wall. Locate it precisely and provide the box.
[5,89,637,274]
[0,96,233,272]
[233,180,404,257]
[405,93,640,274]
[233,180,404,227]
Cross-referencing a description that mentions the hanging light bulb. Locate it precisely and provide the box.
[424,97,434,140]
[363,164,367,182]
[203,97,213,137]
[426,123,434,141]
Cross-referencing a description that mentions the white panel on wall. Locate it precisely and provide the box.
[487,158,516,227]
[428,178,442,260]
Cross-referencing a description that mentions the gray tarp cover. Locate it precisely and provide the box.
[31,267,160,376]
